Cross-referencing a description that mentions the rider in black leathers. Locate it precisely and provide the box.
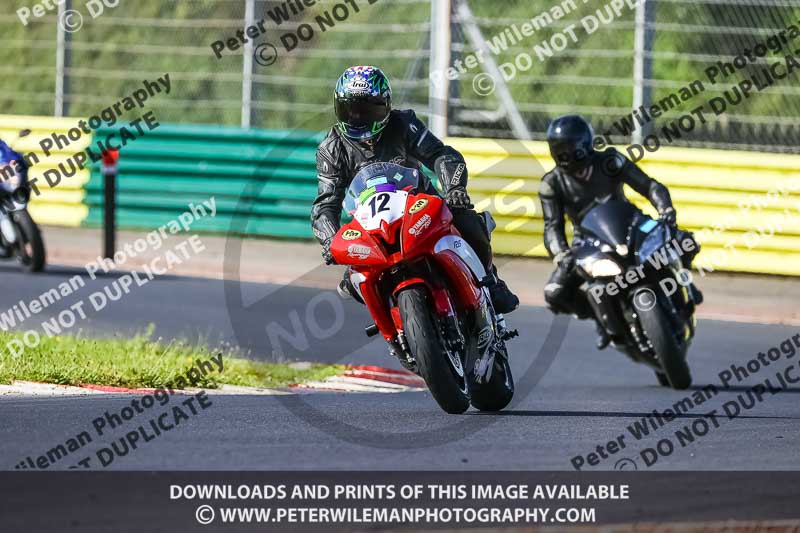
[311,66,519,314]
[539,115,701,347]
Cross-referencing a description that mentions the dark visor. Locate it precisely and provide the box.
[335,97,389,128]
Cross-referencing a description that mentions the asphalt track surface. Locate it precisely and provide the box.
[1,264,799,471]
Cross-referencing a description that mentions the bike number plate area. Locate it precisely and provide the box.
[354,191,408,230]
[639,219,658,233]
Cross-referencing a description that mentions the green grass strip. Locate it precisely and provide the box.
[0,327,343,390]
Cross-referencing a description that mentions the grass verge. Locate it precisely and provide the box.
[0,328,343,389]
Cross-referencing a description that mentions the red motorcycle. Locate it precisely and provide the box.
[331,162,517,414]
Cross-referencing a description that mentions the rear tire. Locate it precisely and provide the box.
[14,210,45,273]
[469,349,514,411]
[398,287,470,414]
[655,372,670,387]
[637,289,691,390]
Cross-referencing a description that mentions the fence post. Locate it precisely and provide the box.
[632,0,656,145]
[54,0,72,117]
[242,0,255,128]
[428,0,451,138]
[102,150,119,259]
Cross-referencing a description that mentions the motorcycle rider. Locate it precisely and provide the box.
[539,114,702,348]
[0,138,28,184]
[0,138,30,210]
[311,65,519,314]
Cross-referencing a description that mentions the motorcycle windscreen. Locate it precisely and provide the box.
[636,221,681,266]
[343,162,420,214]
[578,200,638,247]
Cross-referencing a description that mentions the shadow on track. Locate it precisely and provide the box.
[470,409,800,420]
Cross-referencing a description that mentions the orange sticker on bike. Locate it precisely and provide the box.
[408,199,428,214]
[341,229,362,240]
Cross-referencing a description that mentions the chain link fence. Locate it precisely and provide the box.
[3,0,432,131]
[3,0,800,151]
[451,0,800,152]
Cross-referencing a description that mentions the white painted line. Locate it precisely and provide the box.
[0,381,107,397]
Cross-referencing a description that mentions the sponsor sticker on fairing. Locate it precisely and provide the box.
[347,244,371,259]
[341,229,362,240]
[408,214,432,236]
[408,198,428,214]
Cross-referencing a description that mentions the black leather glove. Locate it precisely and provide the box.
[321,238,336,265]
[659,207,677,226]
[445,186,473,210]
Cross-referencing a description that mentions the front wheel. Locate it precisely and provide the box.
[398,287,470,414]
[636,288,691,389]
[655,372,670,387]
[469,348,514,411]
[13,210,45,273]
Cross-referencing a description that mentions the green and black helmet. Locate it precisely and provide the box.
[334,66,392,142]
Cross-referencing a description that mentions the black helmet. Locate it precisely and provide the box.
[334,66,392,142]
[546,115,594,174]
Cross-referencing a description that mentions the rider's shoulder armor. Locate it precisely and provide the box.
[318,127,343,158]
[597,147,628,176]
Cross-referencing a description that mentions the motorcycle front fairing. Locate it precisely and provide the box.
[579,200,639,250]
[575,201,646,350]
[333,164,479,340]
[0,164,31,247]
[334,167,496,382]
[631,217,695,339]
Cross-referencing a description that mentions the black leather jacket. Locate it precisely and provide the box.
[311,109,468,243]
[538,147,674,258]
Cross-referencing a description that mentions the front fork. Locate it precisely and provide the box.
[0,211,16,245]
[470,287,519,384]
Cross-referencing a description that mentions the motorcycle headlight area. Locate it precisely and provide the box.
[578,257,622,277]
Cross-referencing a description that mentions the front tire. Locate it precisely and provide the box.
[13,210,45,273]
[655,372,670,387]
[637,288,691,389]
[398,287,470,414]
[469,348,514,411]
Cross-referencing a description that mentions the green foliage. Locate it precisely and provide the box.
[0,326,343,389]
[3,0,799,140]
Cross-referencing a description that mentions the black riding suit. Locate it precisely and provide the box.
[539,147,674,317]
[311,109,493,270]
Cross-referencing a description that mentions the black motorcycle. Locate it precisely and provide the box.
[574,199,697,389]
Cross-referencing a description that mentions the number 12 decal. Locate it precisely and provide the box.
[368,193,391,217]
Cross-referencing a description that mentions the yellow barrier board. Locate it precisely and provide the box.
[449,137,800,276]
[0,114,89,227]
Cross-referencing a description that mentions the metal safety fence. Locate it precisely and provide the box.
[3,0,800,151]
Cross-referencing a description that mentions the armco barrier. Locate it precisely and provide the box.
[83,124,323,239]
[1,114,798,275]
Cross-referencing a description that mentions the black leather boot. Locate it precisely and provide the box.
[487,266,519,314]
